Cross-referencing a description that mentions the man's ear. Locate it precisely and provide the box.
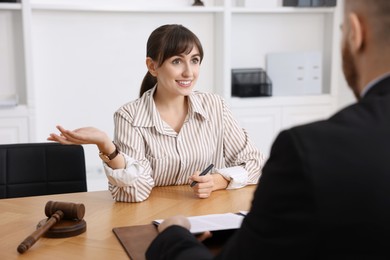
[146,57,158,77]
[347,13,364,53]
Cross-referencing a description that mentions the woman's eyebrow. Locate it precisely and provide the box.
[173,53,200,58]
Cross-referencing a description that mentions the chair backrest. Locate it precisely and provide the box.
[0,142,87,199]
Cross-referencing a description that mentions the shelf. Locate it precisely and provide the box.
[231,7,335,14]
[229,94,335,108]
[31,4,224,13]
[0,3,22,10]
[0,95,18,108]
[0,104,29,116]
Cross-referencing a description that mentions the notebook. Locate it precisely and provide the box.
[153,213,244,234]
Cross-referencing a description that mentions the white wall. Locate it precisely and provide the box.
[30,10,216,190]
[337,71,355,110]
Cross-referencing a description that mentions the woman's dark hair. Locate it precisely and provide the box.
[139,24,204,97]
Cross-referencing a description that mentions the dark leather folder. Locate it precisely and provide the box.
[113,224,158,260]
[113,224,236,260]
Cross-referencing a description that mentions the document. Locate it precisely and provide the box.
[239,210,248,216]
[153,213,244,234]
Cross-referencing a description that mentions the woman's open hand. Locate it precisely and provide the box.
[48,125,111,150]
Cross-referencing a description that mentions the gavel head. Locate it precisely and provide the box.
[45,201,85,220]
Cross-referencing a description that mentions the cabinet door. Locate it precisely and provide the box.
[281,105,332,130]
[232,107,282,158]
[0,117,29,143]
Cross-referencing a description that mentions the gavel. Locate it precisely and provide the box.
[17,201,85,254]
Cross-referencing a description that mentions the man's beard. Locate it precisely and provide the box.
[342,40,361,100]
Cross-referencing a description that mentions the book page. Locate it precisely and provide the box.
[153,213,244,234]
[239,210,248,216]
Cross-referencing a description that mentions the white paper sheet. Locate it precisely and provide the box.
[153,213,244,234]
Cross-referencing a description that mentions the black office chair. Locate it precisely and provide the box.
[0,142,87,199]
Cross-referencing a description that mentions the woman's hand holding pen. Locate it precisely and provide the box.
[189,171,229,199]
[190,172,214,198]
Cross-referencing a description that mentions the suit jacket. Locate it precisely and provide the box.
[146,75,390,260]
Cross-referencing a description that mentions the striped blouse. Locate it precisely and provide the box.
[103,86,265,202]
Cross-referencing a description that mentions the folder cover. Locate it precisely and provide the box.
[113,224,158,260]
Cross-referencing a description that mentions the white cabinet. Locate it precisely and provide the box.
[232,100,332,157]
[233,99,336,157]
[232,106,281,157]
[281,105,330,129]
[0,117,29,143]
[0,106,30,143]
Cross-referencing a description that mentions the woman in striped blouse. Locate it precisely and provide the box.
[48,24,265,202]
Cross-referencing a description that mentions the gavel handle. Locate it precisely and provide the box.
[17,210,64,254]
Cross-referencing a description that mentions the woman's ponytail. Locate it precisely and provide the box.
[139,71,157,97]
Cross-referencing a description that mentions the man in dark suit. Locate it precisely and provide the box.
[146,0,390,258]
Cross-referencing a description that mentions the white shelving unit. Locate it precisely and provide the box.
[0,0,342,189]
[0,0,35,143]
[226,2,342,157]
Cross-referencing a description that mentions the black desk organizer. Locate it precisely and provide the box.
[231,68,272,98]
[282,0,337,7]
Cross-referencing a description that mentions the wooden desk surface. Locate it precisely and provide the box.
[0,185,256,259]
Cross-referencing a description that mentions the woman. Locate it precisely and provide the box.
[48,24,265,202]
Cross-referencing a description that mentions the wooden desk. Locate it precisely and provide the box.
[0,185,256,259]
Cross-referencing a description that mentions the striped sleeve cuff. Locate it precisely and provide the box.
[103,152,145,187]
[215,166,248,189]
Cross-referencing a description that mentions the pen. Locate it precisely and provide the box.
[190,164,214,187]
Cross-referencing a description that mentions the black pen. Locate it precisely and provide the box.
[190,164,214,187]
